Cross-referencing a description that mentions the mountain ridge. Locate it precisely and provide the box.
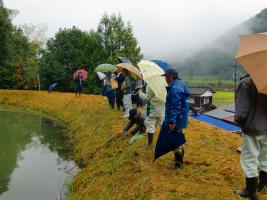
[177,8,267,80]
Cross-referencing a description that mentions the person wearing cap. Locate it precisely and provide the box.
[155,67,189,169]
[118,108,146,136]
[139,85,165,148]
[234,75,267,200]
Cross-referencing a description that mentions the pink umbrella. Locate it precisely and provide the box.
[73,69,88,80]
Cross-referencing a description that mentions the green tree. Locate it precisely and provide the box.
[39,27,105,92]
[0,2,39,89]
[11,35,40,89]
[97,13,143,64]
[0,1,14,88]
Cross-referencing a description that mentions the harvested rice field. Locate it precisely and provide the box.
[0,90,266,200]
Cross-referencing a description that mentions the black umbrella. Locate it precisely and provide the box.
[154,123,186,162]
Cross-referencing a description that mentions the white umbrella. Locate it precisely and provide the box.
[96,72,106,80]
[137,60,165,79]
[137,60,167,102]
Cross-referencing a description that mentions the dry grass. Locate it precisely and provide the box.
[0,90,266,200]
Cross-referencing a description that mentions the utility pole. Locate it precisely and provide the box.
[37,73,41,91]
[230,61,238,101]
[234,61,237,100]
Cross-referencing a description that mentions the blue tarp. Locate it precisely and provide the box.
[191,114,241,132]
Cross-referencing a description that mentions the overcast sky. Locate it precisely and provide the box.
[5,0,267,60]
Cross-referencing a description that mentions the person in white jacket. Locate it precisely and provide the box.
[139,85,165,147]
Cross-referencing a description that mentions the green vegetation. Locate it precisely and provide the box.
[39,13,143,93]
[0,1,143,93]
[0,1,39,89]
[97,13,143,65]
[213,91,234,107]
[183,75,235,91]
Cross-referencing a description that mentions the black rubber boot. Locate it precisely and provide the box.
[174,147,184,168]
[235,177,258,200]
[258,171,267,193]
[147,133,154,147]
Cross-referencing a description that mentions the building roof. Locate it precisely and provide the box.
[189,87,216,96]
[204,105,235,120]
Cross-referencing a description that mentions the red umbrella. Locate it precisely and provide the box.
[73,69,88,80]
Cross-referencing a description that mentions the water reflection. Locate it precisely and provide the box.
[0,111,77,200]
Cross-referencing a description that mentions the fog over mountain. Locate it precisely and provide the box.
[177,8,267,80]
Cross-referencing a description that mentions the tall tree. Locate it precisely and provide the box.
[0,3,39,89]
[97,13,143,64]
[0,2,16,88]
[11,31,40,89]
[0,1,12,67]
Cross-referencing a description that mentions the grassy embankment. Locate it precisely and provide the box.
[213,91,234,107]
[0,90,265,200]
[183,76,235,91]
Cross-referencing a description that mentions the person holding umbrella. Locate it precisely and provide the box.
[234,33,267,200]
[234,75,267,200]
[154,67,190,169]
[139,85,165,148]
[73,69,88,96]
[137,60,167,148]
[104,72,116,109]
[116,63,142,117]
[94,64,116,100]
[74,72,83,96]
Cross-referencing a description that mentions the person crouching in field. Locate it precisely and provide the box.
[235,75,267,200]
[139,85,165,148]
[118,108,146,136]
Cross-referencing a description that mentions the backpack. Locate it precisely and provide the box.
[177,84,190,129]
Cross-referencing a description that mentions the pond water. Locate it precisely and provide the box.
[0,111,78,200]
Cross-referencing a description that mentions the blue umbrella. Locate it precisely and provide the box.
[154,122,186,162]
[48,83,58,93]
[151,60,170,72]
